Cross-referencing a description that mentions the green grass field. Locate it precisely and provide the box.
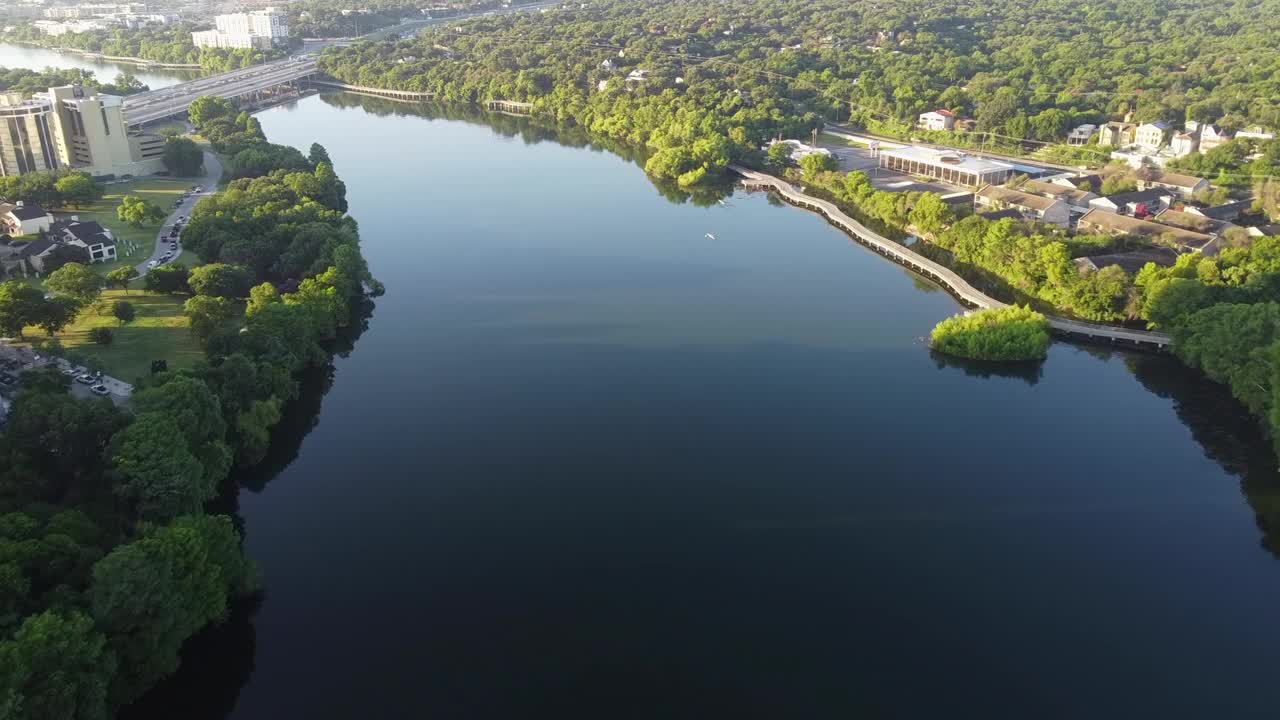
[24,289,203,383]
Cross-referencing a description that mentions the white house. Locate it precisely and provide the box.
[1170,130,1199,157]
[1135,121,1172,151]
[917,109,956,131]
[1198,124,1233,153]
[1067,124,1097,145]
[0,203,52,236]
[55,220,117,264]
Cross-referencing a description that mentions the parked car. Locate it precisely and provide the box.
[60,366,77,377]
[76,374,96,385]
[169,243,178,250]
[90,385,110,396]
[147,260,158,268]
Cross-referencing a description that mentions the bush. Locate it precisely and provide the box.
[930,306,1051,362]
[89,327,114,345]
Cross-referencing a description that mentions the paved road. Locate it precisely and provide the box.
[135,151,221,277]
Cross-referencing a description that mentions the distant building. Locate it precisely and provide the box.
[1170,130,1199,157]
[1098,122,1137,148]
[878,146,1014,187]
[1198,124,1233,153]
[1153,208,1239,237]
[1077,209,1214,253]
[194,7,289,49]
[974,184,1071,226]
[1021,179,1098,210]
[1184,199,1255,223]
[1135,121,1172,151]
[1074,248,1177,274]
[917,109,956,131]
[1067,124,1097,145]
[1237,126,1276,141]
[1137,170,1210,198]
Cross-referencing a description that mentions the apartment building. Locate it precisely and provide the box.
[194,8,289,49]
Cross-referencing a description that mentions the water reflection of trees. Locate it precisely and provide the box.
[929,349,1043,385]
[1127,354,1280,559]
[314,92,734,206]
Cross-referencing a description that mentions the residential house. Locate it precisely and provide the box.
[11,238,57,273]
[0,203,52,236]
[1170,130,1199,157]
[917,109,956,131]
[625,69,649,83]
[1074,248,1177,274]
[1067,124,1097,146]
[1098,122,1137,147]
[1137,171,1210,198]
[1021,179,1098,210]
[1135,121,1172,152]
[1088,188,1174,216]
[1198,124,1233,153]
[1077,209,1215,253]
[974,185,1071,227]
[53,220,117,263]
[1185,199,1254,223]
[1153,208,1239,237]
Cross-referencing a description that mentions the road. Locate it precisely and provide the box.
[135,151,221,277]
[122,57,317,125]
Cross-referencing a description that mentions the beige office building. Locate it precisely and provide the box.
[0,85,165,178]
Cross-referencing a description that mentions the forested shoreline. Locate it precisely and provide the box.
[0,25,288,74]
[0,97,378,717]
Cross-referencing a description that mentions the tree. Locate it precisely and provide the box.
[90,515,248,703]
[186,96,236,127]
[37,296,82,337]
[0,282,47,339]
[799,152,837,179]
[187,263,252,299]
[143,263,189,294]
[53,173,103,209]
[109,413,209,520]
[111,300,136,326]
[162,137,203,177]
[89,327,113,345]
[0,610,116,720]
[308,142,331,166]
[183,295,235,342]
[45,263,102,304]
[766,142,792,169]
[104,266,135,293]
[246,282,280,317]
[116,196,165,228]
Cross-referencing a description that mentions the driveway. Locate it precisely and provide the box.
[135,150,221,277]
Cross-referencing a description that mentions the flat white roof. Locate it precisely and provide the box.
[882,145,1014,175]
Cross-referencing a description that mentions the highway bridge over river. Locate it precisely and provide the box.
[122,55,318,125]
[729,165,1171,351]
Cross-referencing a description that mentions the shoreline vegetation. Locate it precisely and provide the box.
[1,40,201,68]
[931,307,1052,362]
[310,0,1280,454]
[0,93,379,716]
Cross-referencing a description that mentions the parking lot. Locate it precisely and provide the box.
[817,136,961,195]
[0,342,132,407]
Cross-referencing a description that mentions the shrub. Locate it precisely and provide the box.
[89,327,114,345]
[930,306,1050,362]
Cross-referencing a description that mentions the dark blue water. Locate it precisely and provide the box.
[129,94,1280,719]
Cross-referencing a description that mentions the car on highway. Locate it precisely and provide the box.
[90,385,110,396]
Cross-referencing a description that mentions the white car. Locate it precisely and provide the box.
[147,260,159,268]
[90,384,110,396]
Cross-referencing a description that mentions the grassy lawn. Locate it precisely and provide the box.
[54,178,190,278]
[23,289,203,383]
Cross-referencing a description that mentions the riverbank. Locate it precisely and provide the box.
[731,165,1171,351]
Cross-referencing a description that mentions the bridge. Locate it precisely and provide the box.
[729,165,1171,351]
[122,55,318,125]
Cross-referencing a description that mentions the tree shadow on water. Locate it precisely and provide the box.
[1127,354,1280,559]
[929,349,1043,386]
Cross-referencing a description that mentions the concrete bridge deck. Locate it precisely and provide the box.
[123,56,317,125]
[729,165,1171,350]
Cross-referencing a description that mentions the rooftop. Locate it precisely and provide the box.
[4,204,49,221]
[1078,209,1214,249]
[1096,188,1173,207]
[1075,249,1177,274]
[1153,209,1235,236]
[1147,171,1205,189]
[976,184,1063,212]
[881,146,1013,175]
[1023,179,1095,202]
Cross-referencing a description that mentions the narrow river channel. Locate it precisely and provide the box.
[2,40,1278,715]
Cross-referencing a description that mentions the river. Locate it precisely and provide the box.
[2,41,1278,715]
[0,42,195,89]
